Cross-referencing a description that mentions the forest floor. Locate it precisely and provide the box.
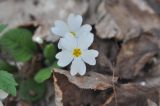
[0,0,160,106]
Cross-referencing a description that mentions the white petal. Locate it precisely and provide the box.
[67,14,82,32]
[78,24,92,35]
[0,89,8,100]
[0,101,3,106]
[70,58,86,76]
[82,50,99,65]
[77,33,94,49]
[58,40,62,49]
[60,34,77,50]
[57,39,63,49]
[51,20,69,37]
[56,51,73,67]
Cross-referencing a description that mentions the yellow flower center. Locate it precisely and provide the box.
[73,48,82,57]
[70,32,76,37]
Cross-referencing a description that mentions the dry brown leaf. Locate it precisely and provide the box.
[147,99,158,106]
[91,36,119,74]
[54,68,116,90]
[116,33,159,79]
[94,0,160,40]
[108,83,159,106]
[95,1,122,39]
[0,0,88,42]
[53,68,115,106]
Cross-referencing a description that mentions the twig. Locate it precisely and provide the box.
[105,58,118,106]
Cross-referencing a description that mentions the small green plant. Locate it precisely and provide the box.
[0,70,17,96]
[0,28,37,62]
[34,44,60,83]
[19,79,46,102]
[0,60,17,72]
[0,25,18,104]
[44,44,57,65]
[34,67,52,83]
[0,24,60,102]
[0,24,6,32]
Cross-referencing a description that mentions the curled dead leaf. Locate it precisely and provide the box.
[54,68,117,90]
[53,68,116,106]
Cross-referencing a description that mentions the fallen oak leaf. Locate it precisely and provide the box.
[53,68,117,90]
[53,68,116,106]
[116,33,159,79]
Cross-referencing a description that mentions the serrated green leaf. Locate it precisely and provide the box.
[0,70,17,96]
[19,79,46,102]
[0,28,37,62]
[34,67,52,83]
[43,44,57,64]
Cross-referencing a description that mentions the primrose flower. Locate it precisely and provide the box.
[0,89,8,106]
[55,34,99,76]
[51,14,92,48]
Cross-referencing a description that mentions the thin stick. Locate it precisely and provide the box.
[107,59,118,106]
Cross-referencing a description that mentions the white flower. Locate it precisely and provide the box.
[55,33,99,76]
[0,89,8,106]
[51,14,92,49]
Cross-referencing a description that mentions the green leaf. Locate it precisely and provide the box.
[43,44,57,64]
[52,61,61,68]
[19,79,46,102]
[34,67,52,83]
[0,60,17,72]
[0,24,6,32]
[0,70,17,96]
[0,28,37,62]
